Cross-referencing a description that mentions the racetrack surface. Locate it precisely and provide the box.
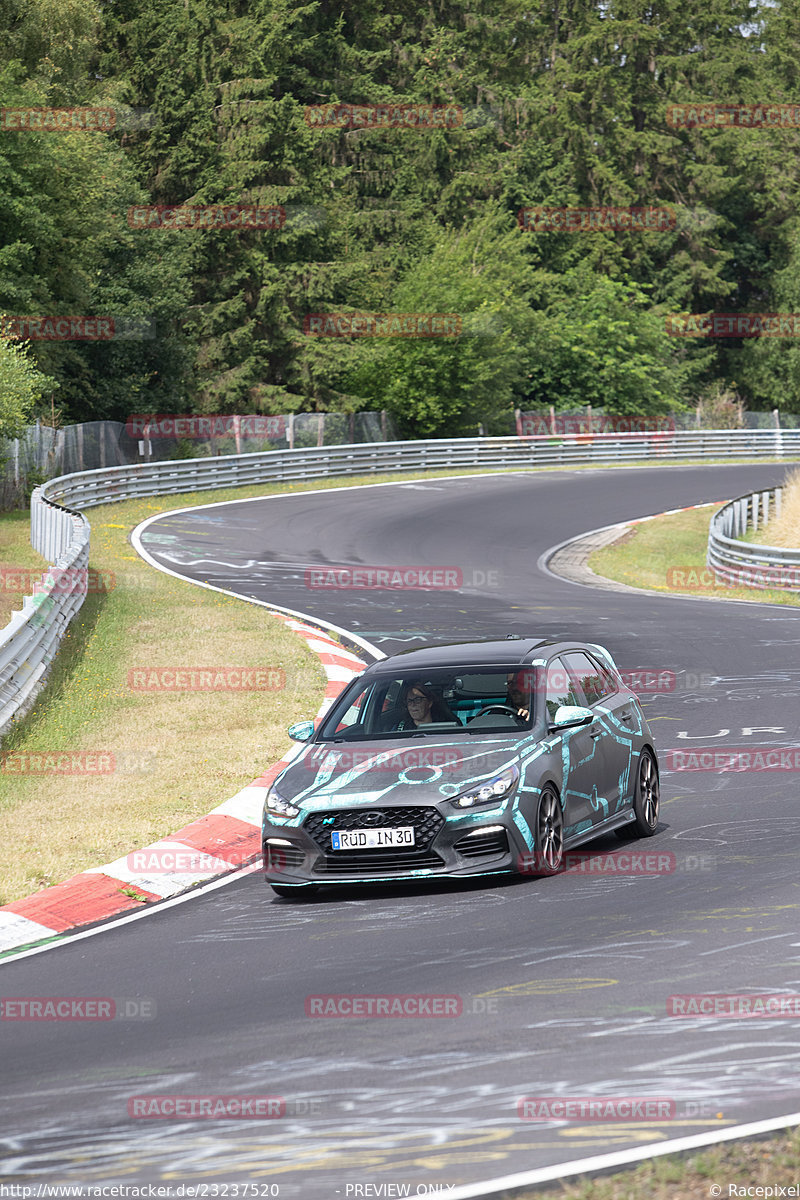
[2,463,800,1195]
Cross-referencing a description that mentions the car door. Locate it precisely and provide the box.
[544,656,606,838]
[561,650,636,820]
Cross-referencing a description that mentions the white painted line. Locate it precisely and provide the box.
[132,502,385,660]
[445,1110,800,1199]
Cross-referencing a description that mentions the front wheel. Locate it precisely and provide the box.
[616,749,660,839]
[531,785,564,875]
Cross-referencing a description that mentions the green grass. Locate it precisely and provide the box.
[520,1125,800,1199]
[589,506,800,606]
[0,508,49,625]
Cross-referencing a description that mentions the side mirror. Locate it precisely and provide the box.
[287,719,316,743]
[549,704,593,733]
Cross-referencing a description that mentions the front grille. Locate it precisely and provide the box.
[314,850,445,876]
[454,828,509,859]
[304,806,445,854]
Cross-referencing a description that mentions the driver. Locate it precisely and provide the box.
[506,670,533,721]
[396,682,456,730]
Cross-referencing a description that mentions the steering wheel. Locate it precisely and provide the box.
[467,704,523,722]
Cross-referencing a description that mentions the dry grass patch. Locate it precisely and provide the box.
[752,466,800,548]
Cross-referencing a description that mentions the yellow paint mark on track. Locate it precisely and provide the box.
[475,977,617,997]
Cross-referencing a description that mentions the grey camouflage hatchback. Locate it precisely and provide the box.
[262,637,660,898]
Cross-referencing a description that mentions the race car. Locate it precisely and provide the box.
[262,636,660,898]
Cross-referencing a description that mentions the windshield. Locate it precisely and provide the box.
[316,667,535,740]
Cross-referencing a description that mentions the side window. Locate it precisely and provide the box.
[545,658,580,720]
[332,686,372,733]
[563,651,616,706]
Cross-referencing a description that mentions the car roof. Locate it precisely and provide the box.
[365,636,587,673]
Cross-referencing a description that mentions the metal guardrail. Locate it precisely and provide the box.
[3,428,800,739]
[34,429,800,512]
[0,492,89,735]
[707,486,800,590]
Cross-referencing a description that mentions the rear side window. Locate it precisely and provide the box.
[563,651,617,706]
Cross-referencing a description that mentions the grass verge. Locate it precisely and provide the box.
[0,508,49,626]
[518,1124,800,1199]
[589,505,800,606]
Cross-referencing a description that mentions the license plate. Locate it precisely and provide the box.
[331,827,415,850]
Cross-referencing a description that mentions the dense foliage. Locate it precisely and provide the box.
[2,0,800,434]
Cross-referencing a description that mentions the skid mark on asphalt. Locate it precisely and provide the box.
[2,1121,735,1188]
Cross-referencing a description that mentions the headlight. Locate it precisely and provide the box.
[450,765,519,809]
[265,785,300,819]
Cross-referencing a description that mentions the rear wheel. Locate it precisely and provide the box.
[532,785,564,875]
[271,883,319,900]
[616,749,659,839]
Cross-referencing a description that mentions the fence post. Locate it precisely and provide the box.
[773,408,783,458]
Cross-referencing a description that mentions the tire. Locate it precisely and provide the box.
[616,748,659,839]
[271,883,319,900]
[531,785,564,876]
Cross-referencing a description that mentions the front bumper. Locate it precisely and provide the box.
[262,802,531,885]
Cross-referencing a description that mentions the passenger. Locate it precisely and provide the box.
[506,670,533,721]
[398,682,456,729]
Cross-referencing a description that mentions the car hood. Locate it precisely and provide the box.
[277,736,529,810]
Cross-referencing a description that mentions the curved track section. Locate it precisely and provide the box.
[2,463,800,1197]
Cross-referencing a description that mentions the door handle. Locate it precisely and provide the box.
[589,727,603,740]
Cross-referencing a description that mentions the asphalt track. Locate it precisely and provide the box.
[3,462,800,1196]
